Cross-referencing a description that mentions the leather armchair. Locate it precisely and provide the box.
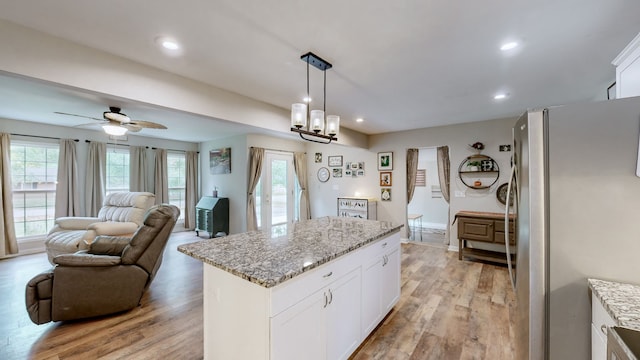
[45,192,155,263]
[26,204,180,325]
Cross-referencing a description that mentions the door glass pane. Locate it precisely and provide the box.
[271,159,287,226]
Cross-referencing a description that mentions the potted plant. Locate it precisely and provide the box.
[467,160,481,171]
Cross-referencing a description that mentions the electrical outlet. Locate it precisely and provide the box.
[454,190,466,197]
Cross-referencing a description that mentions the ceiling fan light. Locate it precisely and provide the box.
[102,124,128,136]
[291,103,307,128]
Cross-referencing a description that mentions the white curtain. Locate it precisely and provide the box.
[246,147,264,231]
[154,148,168,205]
[55,139,80,218]
[184,151,199,229]
[130,146,148,192]
[0,133,18,257]
[293,152,311,220]
[85,141,106,216]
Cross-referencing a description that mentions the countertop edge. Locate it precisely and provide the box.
[178,226,402,288]
[588,278,640,332]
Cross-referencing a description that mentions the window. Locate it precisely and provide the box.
[167,152,186,220]
[415,169,426,187]
[106,147,130,195]
[10,141,59,239]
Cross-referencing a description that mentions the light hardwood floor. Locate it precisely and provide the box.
[0,233,515,359]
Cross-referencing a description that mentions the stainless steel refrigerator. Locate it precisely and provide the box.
[509,96,640,359]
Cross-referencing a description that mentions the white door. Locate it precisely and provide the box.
[260,151,295,236]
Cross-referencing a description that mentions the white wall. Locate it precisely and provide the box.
[369,117,516,246]
[407,148,449,229]
[199,133,305,234]
[306,143,379,219]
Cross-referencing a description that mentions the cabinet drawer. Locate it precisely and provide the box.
[494,220,514,232]
[494,231,515,245]
[270,252,359,317]
[458,218,494,242]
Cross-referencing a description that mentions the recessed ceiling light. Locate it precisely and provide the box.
[161,40,180,50]
[356,118,364,123]
[303,96,312,103]
[500,42,518,51]
[494,93,508,100]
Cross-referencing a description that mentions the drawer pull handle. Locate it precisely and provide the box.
[601,324,607,335]
[382,242,388,248]
[323,272,333,278]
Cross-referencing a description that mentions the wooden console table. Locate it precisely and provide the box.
[455,211,515,264]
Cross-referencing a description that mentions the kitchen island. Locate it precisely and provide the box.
[178,216,403,360]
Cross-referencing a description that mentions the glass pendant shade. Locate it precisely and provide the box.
[291,103,307,128]
[310,110,325,133]
[326,115,340,136]
[102,124,127,136]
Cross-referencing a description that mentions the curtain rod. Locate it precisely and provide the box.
[11,133,79,142]
[84,140,198,153]
[250,146,305,154]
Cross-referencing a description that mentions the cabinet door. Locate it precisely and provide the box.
[326,269,362,360]
[271,289,326,360]
[361,255,384,336]
[381,246,401,313]
[458,217,494,242]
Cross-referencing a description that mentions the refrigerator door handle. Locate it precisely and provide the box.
[505,164,517,291]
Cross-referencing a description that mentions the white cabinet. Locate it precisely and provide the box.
[361,234,401,337]
[271,268,361,360]
[337,197,377,220]
[591,297,617,360]
[202,231,401,360]
[613,32,640,99]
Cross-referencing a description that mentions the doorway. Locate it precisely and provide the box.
[257,151,296,237]
[407,147,449,247]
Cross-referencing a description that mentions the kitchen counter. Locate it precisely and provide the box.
[588,278,640,331]
[178,216,402,288]
[179,216,403,359]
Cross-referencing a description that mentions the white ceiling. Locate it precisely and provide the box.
[0,0,639,142]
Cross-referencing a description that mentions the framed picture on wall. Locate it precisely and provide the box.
[210,147,231,174]
[328,155,343,167]
[381,188,391,201]
[377,152,393,170]
[379,171,392,186]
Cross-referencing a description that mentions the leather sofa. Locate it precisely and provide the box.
[44,192,155,263]
[26,204,180,325]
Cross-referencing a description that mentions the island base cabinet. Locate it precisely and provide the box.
[361,238,401,336]
[271,268,362,360]
[271,289,327,360]
[200,231,401,360]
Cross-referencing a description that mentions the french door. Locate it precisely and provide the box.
[258,151,296,236]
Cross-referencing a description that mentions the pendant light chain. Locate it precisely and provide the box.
[306,59,310,122]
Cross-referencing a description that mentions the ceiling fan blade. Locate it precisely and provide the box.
[73,121,103,128]
[54,111,104,122]
[128,120,167,129]
[122,124,142,132]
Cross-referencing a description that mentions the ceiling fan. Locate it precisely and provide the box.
[55,106,167,135]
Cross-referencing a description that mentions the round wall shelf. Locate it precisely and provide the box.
[458,154,499,189]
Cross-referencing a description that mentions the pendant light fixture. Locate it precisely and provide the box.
[291,52,340,144]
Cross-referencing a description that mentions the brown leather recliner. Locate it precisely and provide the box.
[25,204,180,325]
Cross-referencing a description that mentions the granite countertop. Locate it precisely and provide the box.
[588,278,640,331]
[178,216,402,288]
